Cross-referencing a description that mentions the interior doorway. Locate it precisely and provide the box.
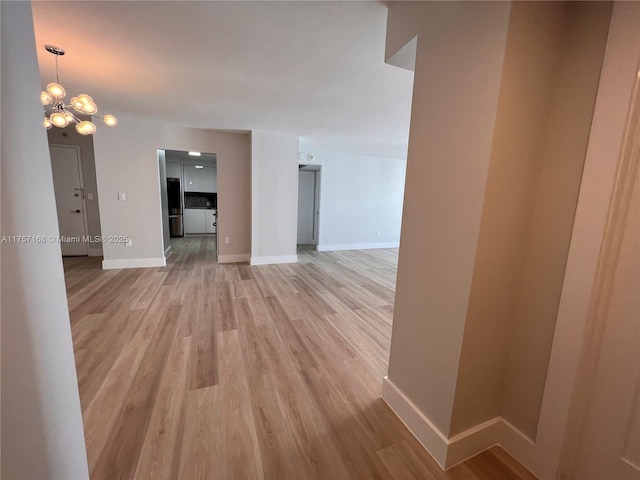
[158,149,218,261]
[49,144,89,256]
[297,165,321,246]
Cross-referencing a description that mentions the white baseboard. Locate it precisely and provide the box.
[250,255,298,265]
[102,257,166,270]
[218,253,250,264]
[88,245,103,257]
[446,417,504,468]
[495,417,536,474]
[381,377,533,470]
[317,242,399,252]
[382,377,449,468]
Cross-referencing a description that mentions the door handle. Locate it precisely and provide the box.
[71,209,81,213]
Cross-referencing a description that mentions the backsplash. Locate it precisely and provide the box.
[185,192,217,209]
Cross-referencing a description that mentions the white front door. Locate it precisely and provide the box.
[297,170,316,244]
[50,145,88,256]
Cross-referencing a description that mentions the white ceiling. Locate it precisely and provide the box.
[32,1,414,159]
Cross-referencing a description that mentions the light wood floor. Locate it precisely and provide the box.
[63,237,536,480]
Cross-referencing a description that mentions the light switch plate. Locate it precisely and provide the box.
[118,192,126,201]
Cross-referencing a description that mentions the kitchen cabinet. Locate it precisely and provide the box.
[200,167,217,193]
[183,165,201,192]
[184,208,216,234]
[184,209,203,234]
[183,165,216,193]
[167,161,181,178]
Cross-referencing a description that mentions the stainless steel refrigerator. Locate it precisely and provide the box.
[167,177,183,237]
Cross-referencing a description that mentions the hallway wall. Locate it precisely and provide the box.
[251,130,299,264]
[386,1,512,440]
[91,118,251,268]
[383,1,637,476]
[452,1,612,440]
[298,150,406,251]
[47,125,103,255]
[1,2,89,477]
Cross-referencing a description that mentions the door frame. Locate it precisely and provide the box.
[50,143,90,256]
[522,6,640,477]
[297,165,321,247]
[313,168,321,247]
[555,50,640,479]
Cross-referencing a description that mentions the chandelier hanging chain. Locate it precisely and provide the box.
[41,44,117,135]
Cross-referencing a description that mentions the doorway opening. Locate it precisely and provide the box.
[158,149,218,262]
[49,144,90,256]
[297,164,321,248]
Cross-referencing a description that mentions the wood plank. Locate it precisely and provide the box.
[377,440,449,480]
[134,336,192,480]
[89,306,177,478]
[62,237,537,480]
[189,301,218,390]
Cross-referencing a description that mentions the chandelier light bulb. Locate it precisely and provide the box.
[83,102,98,115]
[70,97,84,110]
[76,121,96,136]
[50,112,69,128]
[43,117,52,129]
[77,94,97,114]
[64,111,75,123]
[46,82,66,99]
[40,91,53,105]
[103,114,117,126]
[77,94,94,104]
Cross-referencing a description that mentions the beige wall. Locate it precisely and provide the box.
[387,1,512,436]
[449,3,568,435]
[47,124,103,254]
[384,0,630,473]
[450,1,612,438]
[531,4,640,477]
[1,2,89,477]
[161,127,252,258]
[92,116,164,265]
[91,118,251,266]
[501,1,612,438]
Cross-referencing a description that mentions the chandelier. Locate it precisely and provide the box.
[41,45,117,135]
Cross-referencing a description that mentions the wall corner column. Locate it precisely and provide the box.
[382,1,512,468]
[250,130,300,265]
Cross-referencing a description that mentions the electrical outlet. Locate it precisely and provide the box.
[224,237,230,244]
[87,193,94,200]
[125,238,132,247]
[117,192,126,201]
